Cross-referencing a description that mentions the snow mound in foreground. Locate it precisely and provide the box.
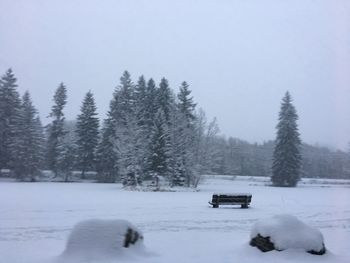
[60,219,144,261]
[250,214,325,254]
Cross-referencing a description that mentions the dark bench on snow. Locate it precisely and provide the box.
[209,193,252,208]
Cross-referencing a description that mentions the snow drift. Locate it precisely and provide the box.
[60,219,144,261]
[250,214,326,254]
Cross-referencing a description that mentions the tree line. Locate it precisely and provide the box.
[207,138,349,180]
[0,69,349,186]
[0,69,220,186]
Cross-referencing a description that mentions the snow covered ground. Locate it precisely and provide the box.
[0,175,349,263]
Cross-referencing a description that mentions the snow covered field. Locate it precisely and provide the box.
[0,176,349,263]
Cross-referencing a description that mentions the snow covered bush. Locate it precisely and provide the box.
[61,219,144,261]
[250,214,326,255]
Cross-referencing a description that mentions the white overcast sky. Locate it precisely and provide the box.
[0,0,349,150]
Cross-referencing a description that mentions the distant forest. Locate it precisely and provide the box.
[0,69,349,186]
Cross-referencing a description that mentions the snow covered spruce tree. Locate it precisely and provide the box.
[58,141,76,182]
[149,78,176,179]
[46,83,67,178]
[271,91,302,187]
[156,78,174,124]
[96,71,143,186]
[134,76,152,178]
[148,109,171,179]
[173,81,197,187]
[144,78,158,130]
[75,91,99,179]
[141,78,159,178]
[96,83,122,183]
[0,69,22,172]
[96,117,119,183]
[13,91,45,181]
[134,76,147,130]
[114,71,143,187]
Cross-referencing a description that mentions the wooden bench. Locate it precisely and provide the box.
[209,193,252,208]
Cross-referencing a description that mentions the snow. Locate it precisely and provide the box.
[251,214,324,252]
[0,175,349,263]
[60,219,144,262]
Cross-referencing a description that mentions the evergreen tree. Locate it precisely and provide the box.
[144,78,158,129]
[13,91,45,181]
[96,85,121,183]
[156,78,175,123]
[58,142,76,182]
[134,75,148,130]
[169,108,187,186]
[152,78,178,183]
[148,110,171,178]
[134,76,150,177]
[114,71,142,186]
[178,81,196,123]
[33,116,46,169]
[96,118,119,183]
[118,70,135,125]
[173,81,197,187]
[75,91,99,179]
[135,75,147,121]
[46,83,67,177]
[0,69,21,171]
[96,72,137,184]
[271,91,302,187]
[139,78,159,179]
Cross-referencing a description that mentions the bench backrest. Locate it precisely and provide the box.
[212,194,252,203]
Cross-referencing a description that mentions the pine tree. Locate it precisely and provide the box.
[46,83,67,178]
[134,76,150,177]
[0,69,21,171]
[168,108,186,186]
[156,78,175,123]
[178,81,196,123]
[114,71,142,186]
[96,118,119,183]
[75,91,99,179]
[134,75,148,130]
[148,110,171,178]
[58,142,76,182]
[118,71,135,125]
[135,75,147,122]
[271,91,302,187]
[151,78,178,184]
[144,78,158,129]
[13,91,45,181]
[33,116,46,170]
[174,81,197,187]
[96,86,121,183]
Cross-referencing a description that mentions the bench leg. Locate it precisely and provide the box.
[213,204,219,208]
[241,203,248,209]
